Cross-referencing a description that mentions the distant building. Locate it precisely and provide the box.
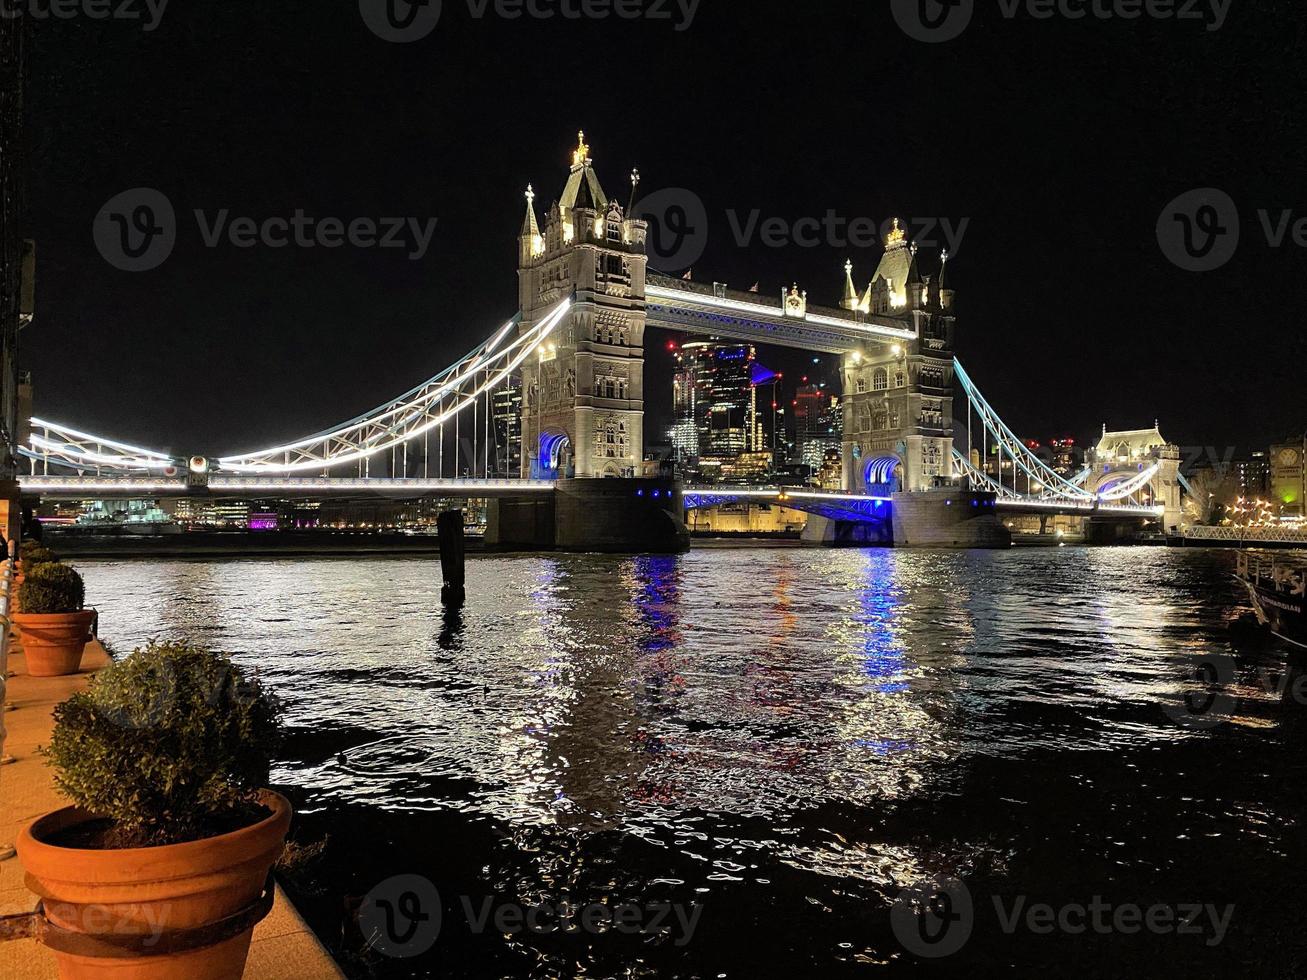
[492,383,523,478]
[668,340,772,483]
[1270,435,1306,517]
[792,382,842,478]
[1048,438,1084,478]
[1236,451,1271,500]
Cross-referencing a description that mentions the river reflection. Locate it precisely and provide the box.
[75,547,1307,977]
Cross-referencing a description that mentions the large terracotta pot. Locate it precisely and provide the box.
[14,610,96,677]
[17,791,291,979]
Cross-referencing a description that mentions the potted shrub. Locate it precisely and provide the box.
[12,541,58,613]
[17,641,288,979]
[14,563,94,677]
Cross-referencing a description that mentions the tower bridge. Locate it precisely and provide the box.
[17,133,1181,551]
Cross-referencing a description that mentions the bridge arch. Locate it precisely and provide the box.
[863,455,903,494]
[534,429,572,480]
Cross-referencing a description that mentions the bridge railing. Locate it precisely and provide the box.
[1184,525,1307,545]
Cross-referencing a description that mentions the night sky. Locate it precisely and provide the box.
[20,1,1307,459]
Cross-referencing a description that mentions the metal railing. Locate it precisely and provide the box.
[1186,525,1307,545]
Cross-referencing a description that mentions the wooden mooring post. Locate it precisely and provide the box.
[437,510,466,609]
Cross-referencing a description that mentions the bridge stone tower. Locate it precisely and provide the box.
[839,222,957,494]
[517,133,649,480]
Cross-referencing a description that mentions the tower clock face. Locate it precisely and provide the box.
[1280,448,1301,467]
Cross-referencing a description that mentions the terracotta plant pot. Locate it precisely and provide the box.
[17,791,291,979]
[14,611,96,677]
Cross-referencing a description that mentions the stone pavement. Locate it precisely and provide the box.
[0,636,345,979]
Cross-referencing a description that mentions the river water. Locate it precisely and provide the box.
[76,548,1307,978]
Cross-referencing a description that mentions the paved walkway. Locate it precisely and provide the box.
[0,636,344,979]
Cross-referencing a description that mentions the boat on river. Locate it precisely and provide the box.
[1236,553,1307,650]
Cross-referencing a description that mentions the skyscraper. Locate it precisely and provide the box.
[668,340,771,483]
[492,382,523,478]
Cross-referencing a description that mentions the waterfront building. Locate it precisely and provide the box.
[1270,435,1306,517]
[1235,451,1271,500]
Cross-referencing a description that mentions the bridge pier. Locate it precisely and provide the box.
[891,490,1011,548]
[487,478,690,554]
[799,490,1010,549]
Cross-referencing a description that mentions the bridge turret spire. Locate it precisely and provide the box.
[559,128,608,216]
[522,184,540,236]
[938,249,955,308]
[841,259,860,311]
[520,184,543,263]
[627,167,640,216]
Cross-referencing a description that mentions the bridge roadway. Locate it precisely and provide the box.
[19,475,1163,520]
[644,273,916,354]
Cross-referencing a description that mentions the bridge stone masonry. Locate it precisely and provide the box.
[17,133,1179,553]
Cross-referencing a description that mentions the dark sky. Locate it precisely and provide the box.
[21,0,1307,459]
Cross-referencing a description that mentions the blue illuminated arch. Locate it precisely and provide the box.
[863,456,902,493]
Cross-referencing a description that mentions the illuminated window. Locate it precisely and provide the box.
[873,369,889,392]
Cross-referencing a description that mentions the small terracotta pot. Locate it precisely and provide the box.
[17,791,291,979]
[14,611,96,677]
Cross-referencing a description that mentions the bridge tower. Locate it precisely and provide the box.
[839,223,957,494]
[517,132,649,480]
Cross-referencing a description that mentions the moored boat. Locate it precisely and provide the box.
[1236,552,1307,650]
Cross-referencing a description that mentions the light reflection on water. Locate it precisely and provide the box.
[71,547,1306,974]
[77,549,1254,826]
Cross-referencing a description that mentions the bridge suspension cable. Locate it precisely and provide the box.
[21,298,572,478]
[952,358,1094,501]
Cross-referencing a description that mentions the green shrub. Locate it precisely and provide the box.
[46,641,283,848]
[20,542,58,566]
[18,563,84,614]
